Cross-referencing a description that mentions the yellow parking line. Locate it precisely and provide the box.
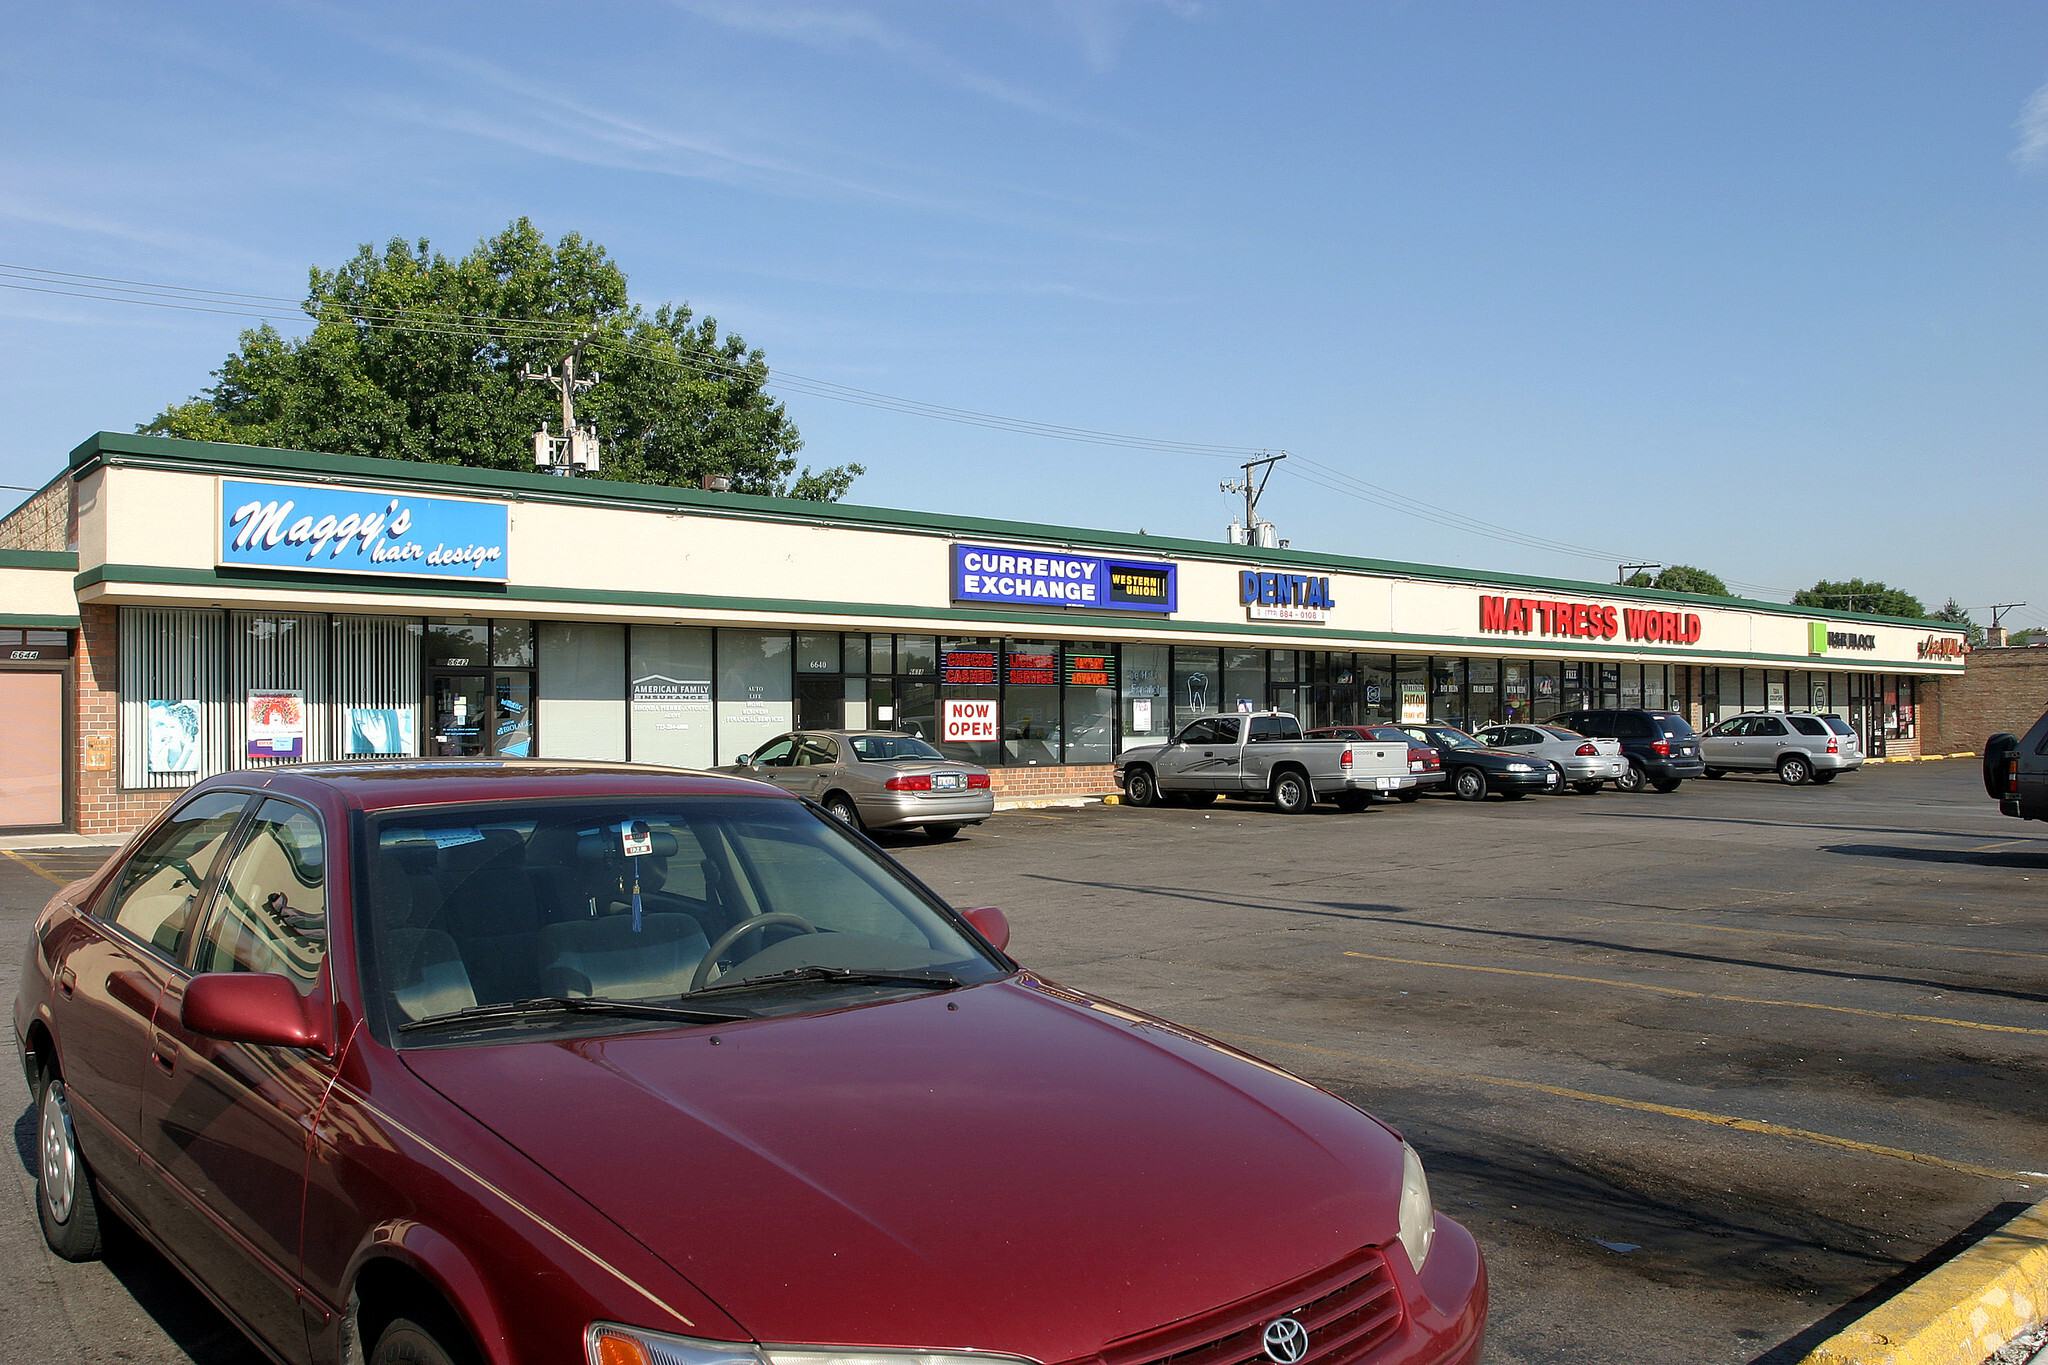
[1340,950,2048,1039]
[2,850,67,885]
[1213,1031,2035,1183]
[1970,839,2041,852]
[1573,915,2048,964]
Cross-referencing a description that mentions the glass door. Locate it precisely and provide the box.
[430,673,489,756]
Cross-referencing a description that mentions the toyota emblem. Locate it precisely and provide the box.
[1261,1317,1310,1365]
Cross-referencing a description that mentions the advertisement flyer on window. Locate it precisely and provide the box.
[147,699,202,773]
[246,689,306,759]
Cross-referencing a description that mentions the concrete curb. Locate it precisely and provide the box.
[1799,1198,2048,1365]
[1865,753,1979,765]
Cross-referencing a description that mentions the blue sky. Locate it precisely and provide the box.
[4,1,2046,629]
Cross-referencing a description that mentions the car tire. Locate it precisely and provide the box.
[1334,792,1371,812]
[821,793,863,829]
[923,824,962,841]
[1272,770,1314,815]
[1812,771,1838,784]
[1124,767,1161,807]
[370,1314,473,1365]
[1613,762,1647,793]
[1984,734,2019,799]
[1778,755,1812,786]
[1650,778,1683,793]
[1181,791,1217,806]
[1703,767,1725,779]
[1395,789,1423,803]
[1571,780,1603,795]
[1453,768,1488,801]
[36,1073,103,1262]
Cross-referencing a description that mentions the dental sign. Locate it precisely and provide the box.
[952,544,1176,613]
[220,479,510,582]
[1242,570,1334,623]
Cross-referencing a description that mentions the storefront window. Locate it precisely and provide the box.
[939,637,1003,767]
[716,629,793,764]
[538,622,625,761]
[1532,661,1561,719]
[232,612,330,767]
[795,632,841,675]
[1395,656,1429,723]
[1560,662,1587,712]
[334,615,423,759]
[868,634,894,675]
[1643,665,1667,710]
[629,625,714,768]
[1270,650,1298,683]
[1430,658,1466,727]
[896,681,937,743]
[1360,655,1394,724]
[1467,658,1500,727]
[843,634,868,676]
[1003,639,1062,765]
[1173,646,1221,729]
[898,635,936,676]
[1121,643,1170,750]
[1619,664,1642,709]
[1063,642,1116,765]
[425,620,489,668]
[1500,661,1530,722]
[1598,663,1621,708]
[492,620,536,668]
[1223,648,1266,715]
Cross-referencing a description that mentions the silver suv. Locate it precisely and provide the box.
[1700,712,1863,785]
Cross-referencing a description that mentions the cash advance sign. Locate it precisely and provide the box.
[952,544,1176,613]
[219,479,509,582]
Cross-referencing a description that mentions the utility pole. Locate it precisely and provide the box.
[1618,562,1661,587]
[1988,602,2027,647]
[1221,452,1286,546]
[523,335,601,476]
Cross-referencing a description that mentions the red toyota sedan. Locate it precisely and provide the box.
[16,761,1486,1365]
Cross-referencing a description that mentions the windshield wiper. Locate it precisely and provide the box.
[692,965,965,997]
[399,995,749,1032]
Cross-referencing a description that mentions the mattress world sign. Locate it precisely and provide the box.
[1478,594,1702,645]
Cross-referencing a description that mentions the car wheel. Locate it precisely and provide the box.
[1571,780,1603,795]
[370,1314,473,1365]
[1453,768,1488,801]
[822,793,863,829]
[1812,771,1838,784]
[1613,762,1647,793]
[1124,767,1161,807]
[1650,778,1683,793]
[1272,771,1314,814]
[36,1073,103,1262]
[1778,755,1812,786]
[1395,788,1423,803]
[923,824,962,841]
[1703,767,1725,779]
[1181,791,1217,806]
[1334,791,1371,812]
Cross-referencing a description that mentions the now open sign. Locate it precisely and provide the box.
[942,698,999,742]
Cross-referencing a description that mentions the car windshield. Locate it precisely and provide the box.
[1823,717,1855,736]
[1412,726,1484,750]
[360,796,1003,1043]
[849,734,945,762]
[1653,714,1697,738]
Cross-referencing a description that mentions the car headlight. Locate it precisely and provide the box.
[1505,762,1535,773]
[1396,1141,1435,1273]
[588,1327,1038,1365]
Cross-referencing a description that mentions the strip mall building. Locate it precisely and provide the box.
[0,433,1971,837]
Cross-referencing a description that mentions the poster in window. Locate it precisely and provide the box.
[148,699,202,773]
[246,690,307,759]
[347,707,410,756]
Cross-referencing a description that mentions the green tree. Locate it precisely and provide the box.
[1928,597,1985,647]
[1653,565,1728,596]
[143,219,862,501]
[1791,579,1926,619]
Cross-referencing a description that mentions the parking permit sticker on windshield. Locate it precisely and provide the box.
[426,828,486,850]
[621,820,653,858]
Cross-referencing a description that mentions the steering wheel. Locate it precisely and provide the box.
[691,913,819,992]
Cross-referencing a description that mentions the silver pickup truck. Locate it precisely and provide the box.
[1114,711,1416,814]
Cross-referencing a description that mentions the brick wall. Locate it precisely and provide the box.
[0,476,72,551]
[988,764,1118,805]
[74,603,177,839]
[1918,648,2048,755]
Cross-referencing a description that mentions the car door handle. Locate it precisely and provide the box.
[150,1029,178,1075]
[56,966,76,997]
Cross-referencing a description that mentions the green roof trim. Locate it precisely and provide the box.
[0,613,81,629]
[0,549,79,570]
[68,431,1965,632]
[74,562,1965,673]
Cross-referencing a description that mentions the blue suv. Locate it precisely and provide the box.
[1543,709,1704,792]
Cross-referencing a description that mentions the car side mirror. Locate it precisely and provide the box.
[961,905,1011,954]
[735,754,752,767]
[182,972,327,1051]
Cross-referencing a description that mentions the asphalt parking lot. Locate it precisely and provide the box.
[4,759,2044,1364]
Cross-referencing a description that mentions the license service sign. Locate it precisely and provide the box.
[952,544,1176,613]
[220,479,510,581]
[942,698,999,742]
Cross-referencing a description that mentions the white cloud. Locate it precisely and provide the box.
[2013,76,2048,168]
